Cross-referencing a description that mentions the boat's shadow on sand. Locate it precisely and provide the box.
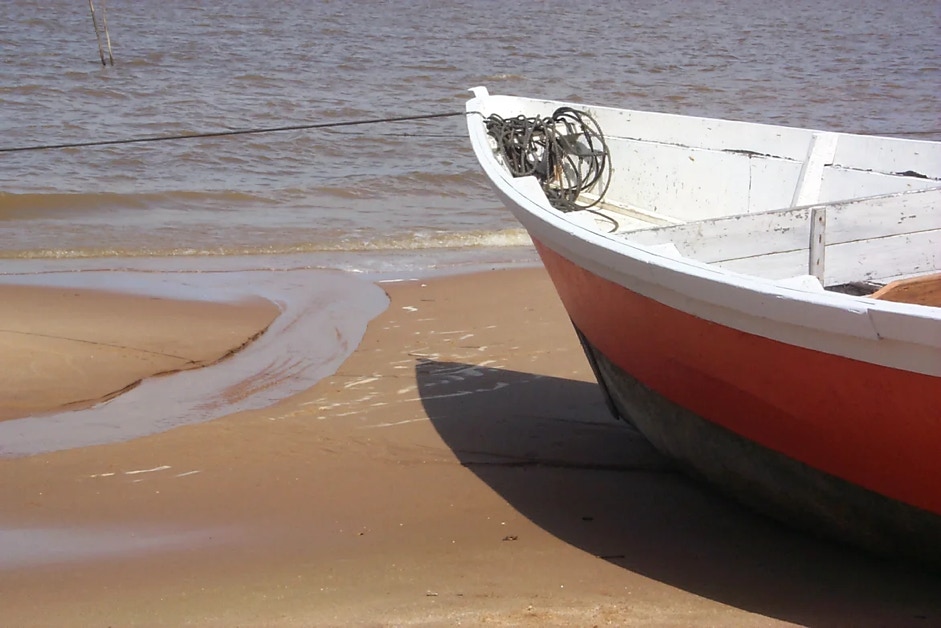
[417,358,941,626]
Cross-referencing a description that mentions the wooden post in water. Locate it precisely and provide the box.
[88,0,106,66]
[101,0,114,66]
[88,0,114,66]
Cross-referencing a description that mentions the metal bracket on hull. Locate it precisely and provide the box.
[796,133,837,282]
[809,206,827,283]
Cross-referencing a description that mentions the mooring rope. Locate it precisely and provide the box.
[0,111,463,154]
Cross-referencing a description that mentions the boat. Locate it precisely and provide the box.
[465,86,941,566]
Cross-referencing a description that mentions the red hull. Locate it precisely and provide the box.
[534,239,941,517]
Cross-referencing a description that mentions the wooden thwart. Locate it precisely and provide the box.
[623,186,941,285]
[870,273,941,307]
[791,132,839,208]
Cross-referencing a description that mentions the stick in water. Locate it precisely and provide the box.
[101,0,114,66]
[88,0,106,66]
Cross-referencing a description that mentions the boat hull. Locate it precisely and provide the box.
[534,238,941,566]
[578,325,941,566]
[465,87,941,565]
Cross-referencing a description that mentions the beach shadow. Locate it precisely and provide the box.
[418,359,941,627]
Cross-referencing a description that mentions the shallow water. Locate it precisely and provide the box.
[0,265,389,456]
[0,524,234,570]
[1,0,938,269]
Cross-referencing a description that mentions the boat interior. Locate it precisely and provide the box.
[572,183,941,303]
[486,97,941,302]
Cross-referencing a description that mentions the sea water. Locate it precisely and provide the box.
[1,0,937,268]
[0,0,938,448]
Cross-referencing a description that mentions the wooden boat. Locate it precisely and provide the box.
[465,86,941,565]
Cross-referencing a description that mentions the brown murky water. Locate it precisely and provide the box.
[1,0,938,271]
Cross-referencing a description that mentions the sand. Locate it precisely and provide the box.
[0,285,280,422]
[0,267,939,627]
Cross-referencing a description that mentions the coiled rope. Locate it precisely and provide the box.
[484,107,611,212]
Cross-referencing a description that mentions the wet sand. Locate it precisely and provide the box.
[1,267,939,627]
[0,285,280,422]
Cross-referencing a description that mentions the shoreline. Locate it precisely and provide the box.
[0,266,388,457]
[1,266,939,626]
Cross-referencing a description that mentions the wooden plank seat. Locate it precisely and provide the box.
[870,273,941,307]
[621,186,941,286]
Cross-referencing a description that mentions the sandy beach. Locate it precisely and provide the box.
[0,285,280,423]
[1,267,939,627]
